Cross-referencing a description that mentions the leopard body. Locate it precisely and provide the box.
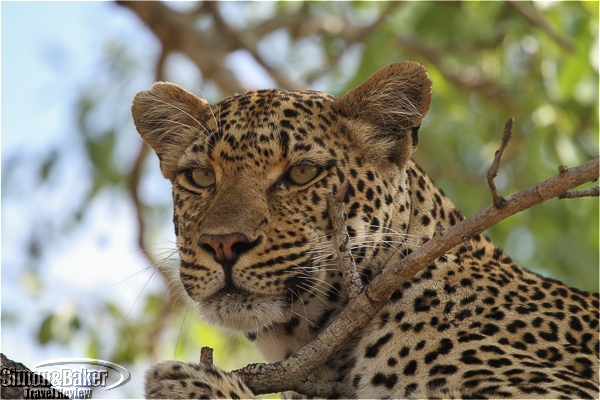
[132,62,599,399]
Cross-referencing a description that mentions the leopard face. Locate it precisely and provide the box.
[132,63,431,333]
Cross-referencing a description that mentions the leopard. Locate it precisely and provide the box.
[132,62,599,399]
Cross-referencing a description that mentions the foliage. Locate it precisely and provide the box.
[2,2,597,396]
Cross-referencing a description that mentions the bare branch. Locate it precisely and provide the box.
[129,142,185,361]
[203,2,304,90]
[462,235,474,251]
[117,1,246,94]
[397,36,511,108]
[434,221,447,238]
[559,186,600,199]
[200,347,214,365]
[119,1,406,92]
[129,143,150,255]
[155,48,168,82]
[342,2,403,43]
[236,157,599,397]
[487,117,514,208]
[120,0,516,111]
[237,354,353,398]
[326,180,362,300]
[128,127,190,363]
[507,1,574,52]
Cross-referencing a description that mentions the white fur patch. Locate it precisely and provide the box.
[198,292,290,331]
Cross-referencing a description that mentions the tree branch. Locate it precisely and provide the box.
[118,1,407,93]
[559,186,599,199]
[129,142,185,361]
[507,1,574,52]
[203,2,305,90]
[200,347,214,365]
[487,117,514,208]
[117,1,246,94]
[327,180,362,300]
[397,36,511,108]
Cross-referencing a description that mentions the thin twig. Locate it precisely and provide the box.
[397,36,511,108]
[156,48,168,82]
[203,2,304,90]
[487,117,514,208]
[303,2,403,85]
[200,347,214,365]
[117,1,246,94]
[129,138,183,361]
[507,0,574,52]
[434,221,447,238]
[462,235,473,251]
[326,180,362,300]
[129,143,150,255]
[559,186,599,199]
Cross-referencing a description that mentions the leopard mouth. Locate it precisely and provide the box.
[197,287,291,331]
[212,285,250,298]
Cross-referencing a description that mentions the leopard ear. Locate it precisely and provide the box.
[132,82,211,180]
[334,62,432,166]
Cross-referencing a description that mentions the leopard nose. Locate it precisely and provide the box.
[198,233,261,287]
[198,233,260,264]
[199,233,247,264]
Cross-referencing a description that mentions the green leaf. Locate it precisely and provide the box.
[69,316,82,331]
[39,150,59,182]
[38,315,55,345]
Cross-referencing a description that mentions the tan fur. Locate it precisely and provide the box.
[133,82,212,180]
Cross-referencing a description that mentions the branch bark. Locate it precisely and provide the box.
[327,180,363,300]
[118,0,515,110]
[1,354,69,399]
[116,1,400,93]
[396,36,511,108]
[487,117,514,208]
[117,1,246,94]
[235,156,598,397]
[507,1,575,52]
[559,186,599,199]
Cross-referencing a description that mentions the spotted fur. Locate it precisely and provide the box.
[132,62,599,399]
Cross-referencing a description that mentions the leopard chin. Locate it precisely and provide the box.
[197,291,290,332]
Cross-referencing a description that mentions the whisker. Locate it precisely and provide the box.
[193,85,220,134]
[150,98,212,136]
[125,265,160,320]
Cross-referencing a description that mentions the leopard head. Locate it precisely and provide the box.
[132,62,431,332]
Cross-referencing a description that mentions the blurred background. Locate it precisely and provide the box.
[2,2,598,398]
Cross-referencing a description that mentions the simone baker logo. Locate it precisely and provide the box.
[1,358,130,399]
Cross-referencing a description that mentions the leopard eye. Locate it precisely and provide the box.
[289,164,320,185]
[188,168,215,188]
